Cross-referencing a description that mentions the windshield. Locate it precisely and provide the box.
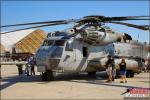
[54,40,66,46]
[51,47,63,58]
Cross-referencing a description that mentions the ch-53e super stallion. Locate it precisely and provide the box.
[1,15,150,81]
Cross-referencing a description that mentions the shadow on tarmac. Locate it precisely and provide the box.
[0,72,105,91]
[1,72,149,91]
[1,75,41,91]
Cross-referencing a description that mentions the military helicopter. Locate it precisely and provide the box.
[1,15,150,81]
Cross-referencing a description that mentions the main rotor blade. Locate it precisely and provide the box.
[77,15,150,24]
[1,20,68,28]
[108,21,150,30]
[1,19,79,28]
[1,22,68,34]
[140,25,150,30]
[105,16,150,20]
[104,18,150,21]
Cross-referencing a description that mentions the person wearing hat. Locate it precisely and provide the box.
[16,58,23,76]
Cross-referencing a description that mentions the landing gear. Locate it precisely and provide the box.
[42,70,54,81]
[130,71,134,78]
[126,70,134,78]
[88,72,96,77]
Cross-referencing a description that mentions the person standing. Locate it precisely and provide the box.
[29,56,35,75]
[25,63,30,76]
[145,58,150,72]
[25,56,32,76]
[105,55,112,82]
[0,65,1,79]
[30,59,35,75]
[111,58,116,81]
[16,59,23,76]
[119,59,127,83]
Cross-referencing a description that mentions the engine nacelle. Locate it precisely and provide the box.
[80,30,122,45]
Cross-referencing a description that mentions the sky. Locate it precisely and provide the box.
[1,0,150,43]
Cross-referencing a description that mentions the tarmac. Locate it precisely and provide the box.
[0,65,150,99]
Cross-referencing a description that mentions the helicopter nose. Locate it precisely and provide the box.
[47,59,60,69]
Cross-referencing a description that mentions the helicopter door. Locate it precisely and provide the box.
[62,41,75,71]
[82,47,88,57]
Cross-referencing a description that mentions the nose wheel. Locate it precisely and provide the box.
[42,70,54,81]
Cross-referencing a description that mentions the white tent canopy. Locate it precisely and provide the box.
[1,29,35,52]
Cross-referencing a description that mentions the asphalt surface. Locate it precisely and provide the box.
[0,65,150,99]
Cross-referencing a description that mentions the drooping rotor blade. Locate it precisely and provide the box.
[108,21,150,30]
[1,19,79,34]
[1,20,67,27]
[1,22,68,34]
[1,19,79,28]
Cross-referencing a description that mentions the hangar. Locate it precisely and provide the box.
[0,29,46,60]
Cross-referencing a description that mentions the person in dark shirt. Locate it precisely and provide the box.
[28,56,35,76]
[105,55,112,82]
[16,59,23,76]
[119,59,127,83]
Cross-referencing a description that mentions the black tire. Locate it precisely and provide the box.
[130,71,134,78]
[126,70,134,78]
[42,70,54,81]
[126,70,130,78]
[88,72,96,77]
[42,72,47,81]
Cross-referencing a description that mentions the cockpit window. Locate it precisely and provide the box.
[42,40,54,46]
[65,42,73,51]
[55,31,68,36]
[51,47,63,58]
[48,40,54,45]
[54,40,66,46]
[42,40,48,46]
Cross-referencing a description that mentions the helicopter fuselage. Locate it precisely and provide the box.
[35,36,149,75]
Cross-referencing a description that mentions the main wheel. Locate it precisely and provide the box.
[88,72,96,77]
[42,70,54,81]
[126,70,130,78]
[126,70,134,78]
[130,71,134,78]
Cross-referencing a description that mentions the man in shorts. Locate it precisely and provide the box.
[105,55,112,82]
[119,59,127,83]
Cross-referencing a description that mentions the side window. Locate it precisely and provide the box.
[65,42,73,51]
[42,40,54,46]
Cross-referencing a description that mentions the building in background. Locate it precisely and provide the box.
[0,29,46,61]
